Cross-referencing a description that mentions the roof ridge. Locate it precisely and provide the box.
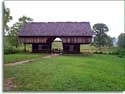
[27,22,90,24]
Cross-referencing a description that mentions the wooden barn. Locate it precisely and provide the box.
[19,22,93,54]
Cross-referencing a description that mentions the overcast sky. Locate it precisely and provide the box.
[5,1,124,38]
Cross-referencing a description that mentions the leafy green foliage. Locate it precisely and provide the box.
[93,23,109,34]
[18,16,33,23]
[8,22,22,48]
[5,36,17,47]
[105,35,113,47]
[4,54,125,91]
[92,23,113,49]
[4,45,24,55]
[93,35,113,48]
[117,33,125,48]
[4,46,14,54]
[117,48,125,58]
[4,36,19,54]
[3,5,33,53]
[3,4,12,35]
[8,16,33,48]
[4,36,13,54]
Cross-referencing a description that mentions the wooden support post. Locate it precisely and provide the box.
[24,43,26,52]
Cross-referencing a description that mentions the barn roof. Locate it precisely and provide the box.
[19,22,93,37]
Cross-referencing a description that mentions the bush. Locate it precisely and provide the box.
[4,46,25,54]
[117,48,125,58]
[4,36,24,54]
[4,46,15,54]
[108,51,119,55]
[94,51,103,54]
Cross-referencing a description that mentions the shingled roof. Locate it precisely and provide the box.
[19,22,93,37]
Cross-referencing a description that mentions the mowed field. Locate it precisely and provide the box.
[4,42,125,91]
[4,53,125,91]
[4,53,45,64]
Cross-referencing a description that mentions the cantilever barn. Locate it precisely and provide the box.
[19,22,93,54]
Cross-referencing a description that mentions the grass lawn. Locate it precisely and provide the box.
[4,54,125,91]
[4,53,45,64]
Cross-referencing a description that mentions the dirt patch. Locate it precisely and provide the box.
[4,59,34,67]
[4,77,16,91]
[43,54,59,58]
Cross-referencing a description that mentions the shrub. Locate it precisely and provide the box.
[117,48,125,58]
[4,46,25,54]
[94,51,103,54]
[108,51,119,55]
[4,46,15,54]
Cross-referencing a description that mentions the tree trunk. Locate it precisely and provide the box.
[16,39,18,48]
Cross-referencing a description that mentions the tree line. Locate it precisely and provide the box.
[4,6,125,56]
[92,23,125,49]
[4,5,33,54]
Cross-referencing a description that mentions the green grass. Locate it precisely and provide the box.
[80,44,117,53]
[4,54,125,91]
[4,53,44,64]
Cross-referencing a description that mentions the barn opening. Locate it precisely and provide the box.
[52,38,63,53]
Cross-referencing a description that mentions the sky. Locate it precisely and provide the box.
[5,1,124,38]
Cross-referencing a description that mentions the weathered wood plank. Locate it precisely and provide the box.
[20,37,48,43]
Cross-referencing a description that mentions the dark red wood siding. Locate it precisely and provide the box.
[19,36,92,44]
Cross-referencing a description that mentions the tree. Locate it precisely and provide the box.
[3,5,13,54]
[105,35,113,48]
[117,33,125,48]
[18,16,33,24]
[92,23,109,49]
[3,4,12,35]
[93,23,109,34]
[9,16,33,48]
[8,22,21,47]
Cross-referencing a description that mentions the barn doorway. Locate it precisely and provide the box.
[52,38,63,53]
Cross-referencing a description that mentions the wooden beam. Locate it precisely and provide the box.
[24,43,26,52]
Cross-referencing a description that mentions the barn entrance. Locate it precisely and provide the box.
[52,38,63,53]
